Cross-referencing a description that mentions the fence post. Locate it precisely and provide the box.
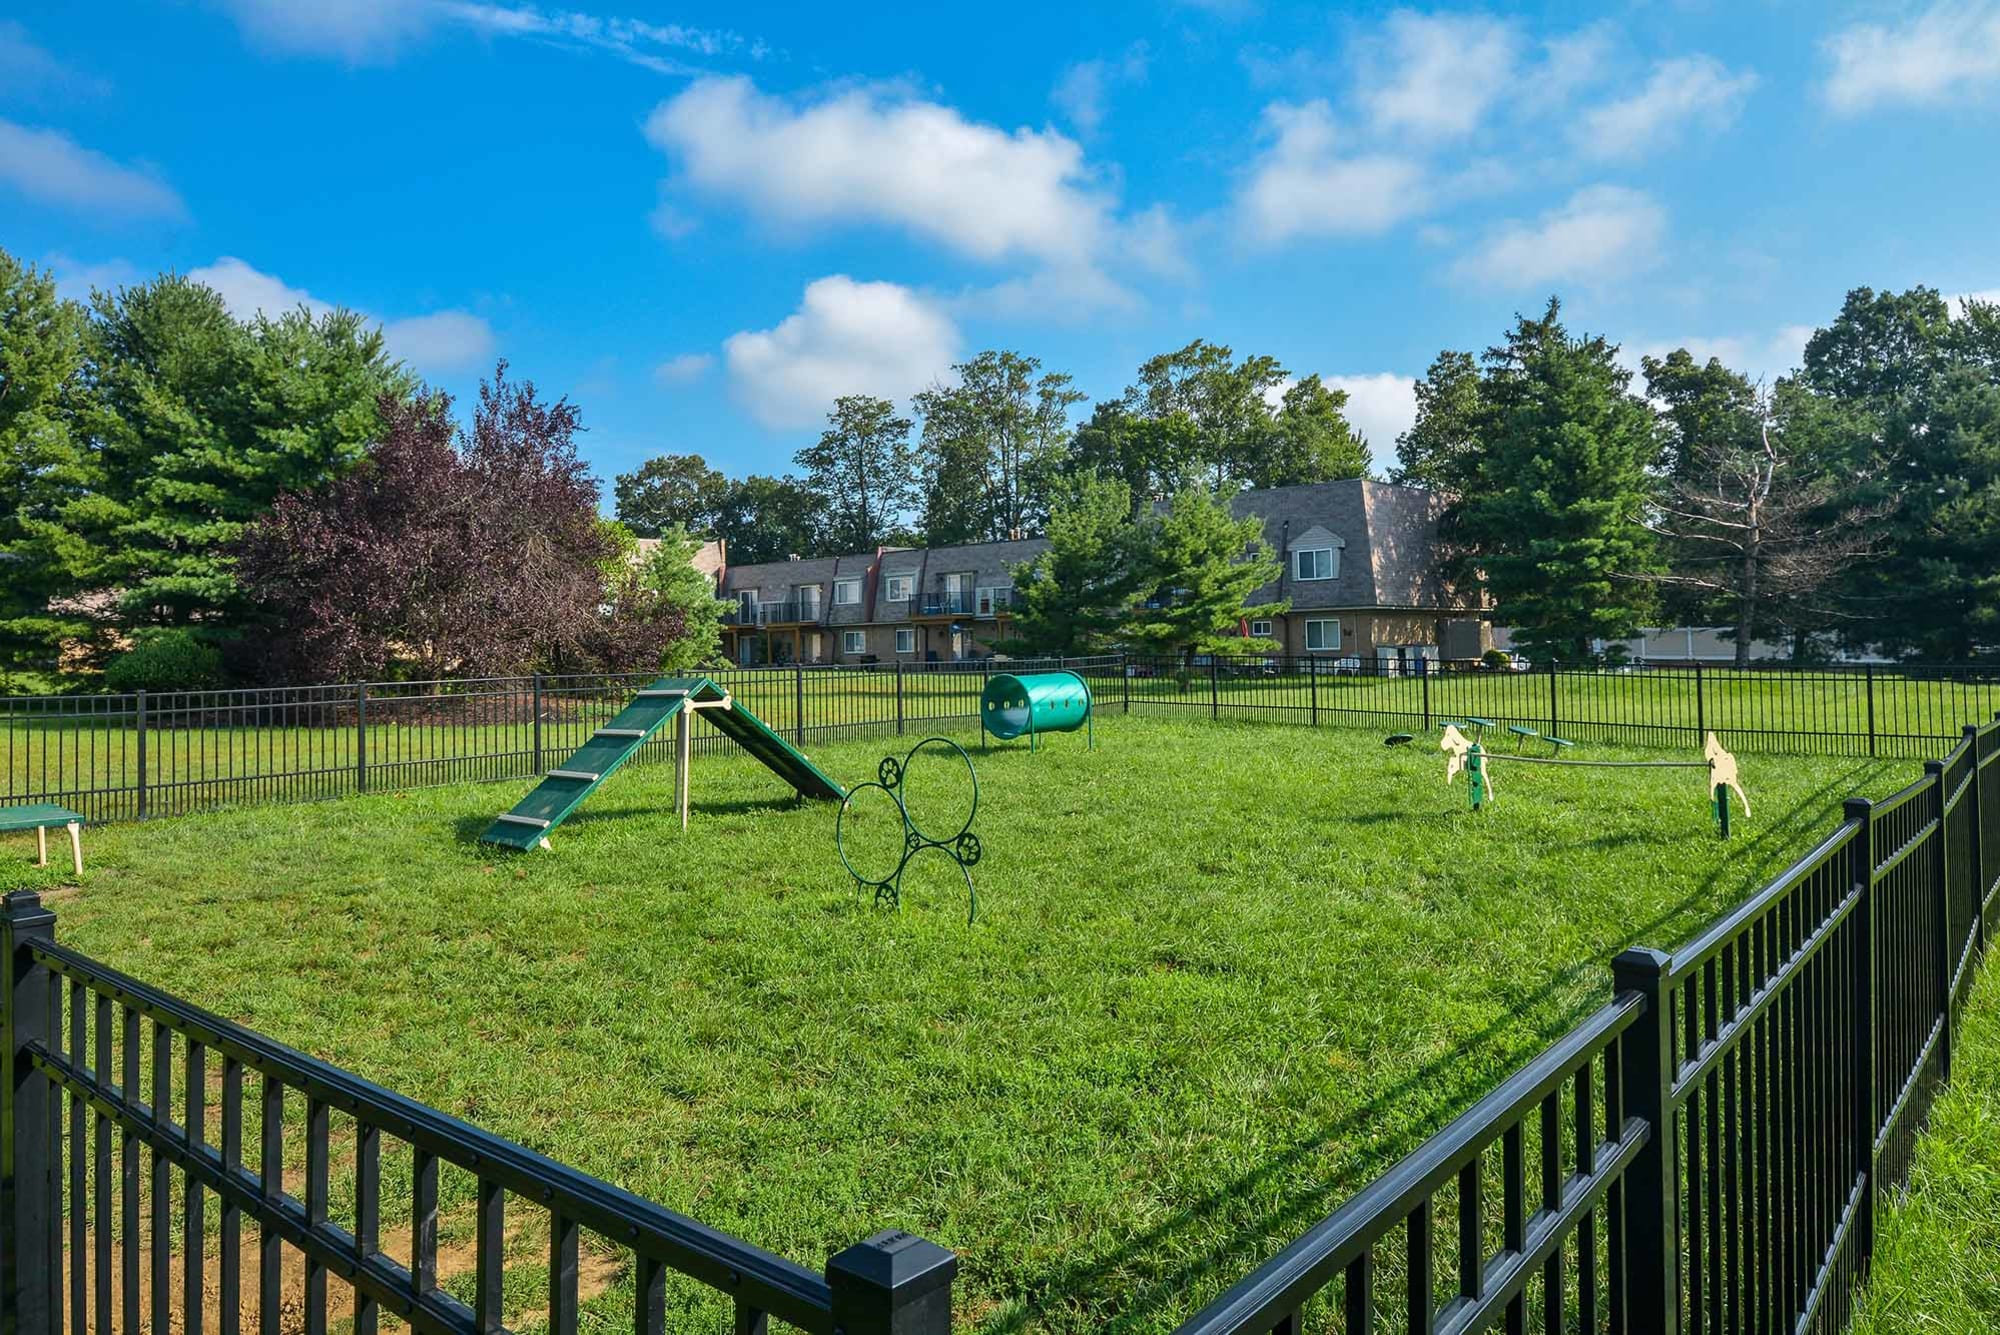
[1311,655,1320,728]
[896,662,905,737]
[134,689,149,821]
[827,1230,957,1335]
[2,890,59,1335]
[1845,796,1878,1272]
[1419,655,1430,732]
[1693,664,1705,745]
[1611,945,1678,1335]
[1122,656,1131,715]
[1965,724,1984,952]
[1866,666,1878,758]
[795,663,806,748]
[1210,657,1220,720]
[1927,759,1953,1083]
[1548,659,1559,735]
[356,683,369,796]
[531,674,544,774]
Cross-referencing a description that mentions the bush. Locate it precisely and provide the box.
[1481,648,1512,670]
[104,630,224,694]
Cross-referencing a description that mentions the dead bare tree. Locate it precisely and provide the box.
[1637,398,1888,665]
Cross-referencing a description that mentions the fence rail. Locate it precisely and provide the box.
[1174,712,1997,1335]
[3,676,1998,1335]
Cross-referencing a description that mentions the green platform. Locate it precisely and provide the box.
[479,677,845,850]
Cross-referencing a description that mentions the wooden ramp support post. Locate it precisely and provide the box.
[677,690,734,831]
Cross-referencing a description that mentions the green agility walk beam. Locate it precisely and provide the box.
[479,676,845,850]
[980,670,1093,752]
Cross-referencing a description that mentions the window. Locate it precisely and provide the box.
[895,628,915,653]
[842,630,866,655]
[833,578,861,606]
[798,585,821,613]
[977,585,1012,616]
[1294,547,1338,581]
[885,574,914,602]
[1249,619,1273,638]
[1306,619,1341,651]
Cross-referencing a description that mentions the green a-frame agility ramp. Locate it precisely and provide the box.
[479,676,845,850]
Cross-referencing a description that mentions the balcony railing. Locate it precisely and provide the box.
[916,588,1012,618]
[725,599,825,627]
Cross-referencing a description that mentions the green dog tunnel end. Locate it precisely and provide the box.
[981,670,1093,742]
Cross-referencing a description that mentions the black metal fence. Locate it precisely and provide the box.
[1173,715,1998,1335]
[0,692,1995,1334]
[0,658,1124,826]
[0,892,958,1335]
[1119,654,2000,759]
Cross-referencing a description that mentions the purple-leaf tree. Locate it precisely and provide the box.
[237,363,681,681]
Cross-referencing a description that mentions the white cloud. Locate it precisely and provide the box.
[645,76,1116,268]
[1355,11,1520,141]
[188,256,327,318]
[1454,185,1665,289]
[1326,373,1419,448]
[43,253,142,302]
[0,118,185,220]
[186,256,496,373]
[0,20,109,98]
[1823,1,2000,112]
[1051,42,1150,135]
[1237,100,1427,244]
[1622,325,1817,386]
[1262,372,1418,449]
[949,266,1142,323]
[722,276,959,430]
[216,0,438,63]
[653,352,715,386]
[1575,55,1756,160]
[215,0,754,71]
[1949,288,2000,316]
[381,311,496,372]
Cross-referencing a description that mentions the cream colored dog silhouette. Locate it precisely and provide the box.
[1440,725,1491,795]
[1705,732,1749,816]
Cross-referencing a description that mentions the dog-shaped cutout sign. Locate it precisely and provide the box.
[1705,732,1749,816]
[1440,724,1492,796]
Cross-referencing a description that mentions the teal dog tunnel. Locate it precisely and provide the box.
[980,670,1094,751]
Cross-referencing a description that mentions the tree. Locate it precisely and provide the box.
[613,453,729,537]
[1451,300,1662,662]
[634,525,730,672]
[714,474,826,564]
[0,251,96,680]
[998,473,1144,655]
[1122,487,1285,668]
[1641,348,1763,479]
[1637,379,1885,664]
[794,395,917,553]
[1067,401,1204,516]
[236,366,658,680]
[1131,340,1287,488]
[1796,287,2000,658]
[1392,350,1481,491]
[85,277,408,632]
[1247,374,1368,488]
[912,350,1083,545]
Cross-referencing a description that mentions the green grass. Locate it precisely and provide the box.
[1851,952,2000,1334]
[5,715,1913,1332]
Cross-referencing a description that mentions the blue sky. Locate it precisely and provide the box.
[5,1,2000,487]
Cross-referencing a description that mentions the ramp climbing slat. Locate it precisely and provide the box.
[478,675,845,849]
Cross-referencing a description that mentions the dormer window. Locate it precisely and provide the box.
[1294,547,1339,581]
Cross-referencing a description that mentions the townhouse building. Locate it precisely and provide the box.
[715,478,1485,667]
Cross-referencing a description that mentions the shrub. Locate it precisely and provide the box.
[104,630,224,694]
[1481,648,1512,670]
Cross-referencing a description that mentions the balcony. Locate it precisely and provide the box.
[914,584,1014,619]
[724,598,824,627]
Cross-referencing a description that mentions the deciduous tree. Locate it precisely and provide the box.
[613,452,729,537]
[794,395,917,553]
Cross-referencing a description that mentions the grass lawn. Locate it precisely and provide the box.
[4,714,1913,1333]
[1851,950,2000,1335]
